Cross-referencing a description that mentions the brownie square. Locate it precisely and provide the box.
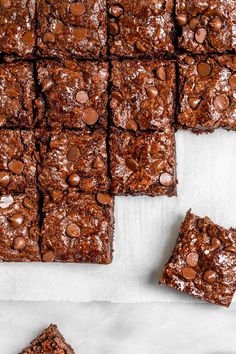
[109,126,177,196]
[108,0,174,57]
[110,60,176,131]
[0,130,37,194]
[20,324,75,354]
[178,55,236,133]
[38,129,110,193]
[0,191,40,262]
[0,62,35,128]
[0,0,36,57]
[37,0,107,59]
[176,0,236,53]
[160,210,236,307]
[37,60,108,129]
[41,191,114,264]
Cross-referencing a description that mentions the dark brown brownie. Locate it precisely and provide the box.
[0,62,35,128]
[178,55,236,133]
[41,191,114,264]
[0,0,36,57]
[19,324,75,353]
[108,0,174,57]
[110,60,176,131]
[176,0,236,53]
[160,210,236,307]
[38,129,110,193]
[37,0,107,59]
[37,60,108,129]
[109,126,177,196]
[0,130,37,194]
[0,191,40,262]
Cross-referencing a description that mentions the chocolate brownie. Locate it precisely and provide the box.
[108,0,174,57]
[109,126,177,196]
[41,191,114,264]
[160,210,236,307]
[0,130,37,194]
[0,191,40,262]
[37,60,108,129]
[37,0,107,59]
[176,0,236,53]
[0,0,36,57]
[38,129,110,193]
[19,324,75,353]
[178,55,236,133]
[0,62,36,128]
[110,60,176,131]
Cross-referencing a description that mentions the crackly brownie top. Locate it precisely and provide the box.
[37,0,107,59]
[0,62,35,128]
[41,191,114,264]
[176,0,236,53]
[110,60,176,131]
[178,54,236,132]
[0,0,36,57]
[160,210,236,307]
[37,60,108,129]
[109,126,176,196]
[108,0,174,57]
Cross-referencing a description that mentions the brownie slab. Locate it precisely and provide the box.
[176,0,236,53]
[38,129,110,193]
[0,191,40,262]
[160,210,236,307]
[37,0,107,59]
[108,0,174,57]
[110,60,176,131]
[0,130,37,194]
[0,62,35,128]
[178,55,236,133]
[109,126,177,196]
[19,324,75,353]
[37,60,108,129]
[41,192,114,264]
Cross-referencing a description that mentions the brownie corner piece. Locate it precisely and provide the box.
[159,210,236,307]
[19,324,75,354]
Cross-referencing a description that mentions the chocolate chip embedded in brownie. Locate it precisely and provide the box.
[160,210,236,307]
[109,126,177,196]
[37,60,108,129]
[178,54,236,133]
[110,60,176,131]
[41,192,114,264]
[0,62,35,128]
[36,0,107,59]
[108,0,174,57]
[19,324,75,353]
[175,0,236,53]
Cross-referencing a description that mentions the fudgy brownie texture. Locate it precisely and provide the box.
[37,60,108,129]
[160,210,236,307]
[41,191,114,264]
[176,0,236,53]
[37,0,107,59]
[108,0,174,57]
[38,129,110,193]
[110,60,176,131]
[0,62,35,128]
[178,54,236,133]
[0,0,36,57]
[0,191,40,262]
[19,324,75,353]
[0,130,37,194]
[109,126,177,196]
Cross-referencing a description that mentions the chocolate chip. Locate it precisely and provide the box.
[70,3,86,16]
[229,74,236,88]
[159,173,173,187]
[93,156,105,169]
[155,66,166,81]
[125,158,139,172]
[8,159,24,175]
[189,18,199,30]
[176,14,188,26]
[43,250,55,262]
[126,119,138,131]
[1,0,11,8]
[182,267,197,280]
[8,213,24,227]
[213,94,230,111]
[42,32,55,43]
[76,90,89,104]
[209,237,221,251]
[135,41,146,53]
[186,252,199,267]
[82,108,98,125]
[109,5,123,17]
[96,193,113,205]
[67,173,80,186]
[73,27,87,40]
[108,22,120,36]
[209,17,222,32]
[13,237,26,250]
[197,218,204,231]
[23,196,34,210]
[66,223,81,238]
[224,246,236,254]
[54,21,63,34]
[22,31,35,45]
[197,62,212,77]
[6,87,19,97]
[111,91,123,101]
[188,97,201,109]
[67,146,80,161]
[0,171,10,187]
[146,86,158,98]
[203,270,217,284]
[195,28,207,44]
